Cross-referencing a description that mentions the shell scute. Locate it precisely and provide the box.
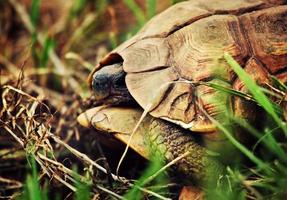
[93,1,287,131]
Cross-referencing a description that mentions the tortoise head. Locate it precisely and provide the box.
[90,63,134,105]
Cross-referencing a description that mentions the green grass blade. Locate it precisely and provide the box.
[29,157,42,200]
[233,117,287,162]
[146,0,157,19]
[109,32,118,49]
[124,153,167,200]
[40,37,55,68]
[72,166,92,200]
[171,0,184,4]
[123,0,146,26]
[19,156,44,200]
[203,81,255,102]
[205,81,283,117]
[270,75,287,92]
[26,175,42,200]
[30,0,40,47]
[70,0,87,18]
[224,53,287,137]
[259,88,284,115]
[30,0,41,27]
[214,118,273,174]
[253,127,282,153]
[75,181,91,200]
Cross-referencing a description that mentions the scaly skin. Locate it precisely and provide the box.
[147,119,224,184]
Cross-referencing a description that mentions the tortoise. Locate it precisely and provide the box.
[78,0,287,186]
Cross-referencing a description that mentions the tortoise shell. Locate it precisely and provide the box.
[89,0,287,132]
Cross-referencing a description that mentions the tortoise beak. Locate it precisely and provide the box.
[77,106,151,159]
[77,112,90,128]
[77,106,107,128]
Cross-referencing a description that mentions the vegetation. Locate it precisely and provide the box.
[1,0,286,199]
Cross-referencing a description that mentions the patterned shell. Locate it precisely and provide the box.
[90,0,287,132]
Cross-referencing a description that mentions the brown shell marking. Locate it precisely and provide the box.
[168,14,248,81]
[239,6,287,73]
[94,1,287,131]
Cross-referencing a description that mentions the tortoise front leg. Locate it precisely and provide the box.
[78,107,224,186]
[147,118,224,185]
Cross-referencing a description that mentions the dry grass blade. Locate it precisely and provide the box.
[142,152,190,186]
[0,176,22,190]
[65,52,94,71]
[49,133,128,183]
[115,103,152,177]
[130,185,172,200]
[96,185,125,200]
[116,82,173,176]
[0,54,20,78]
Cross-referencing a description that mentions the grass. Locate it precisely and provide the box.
[39,37,55,68]
[203,54,287,199]
[18,156,92,200]
[18,157,45,200]
[70,0,87,18]
[146,0,157,19]
[224,53,287,136]
[29,0,40,27]
[30,0,55,69]
[1,0,287,199]
[124,155,168,200]
[123,0,146,27]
